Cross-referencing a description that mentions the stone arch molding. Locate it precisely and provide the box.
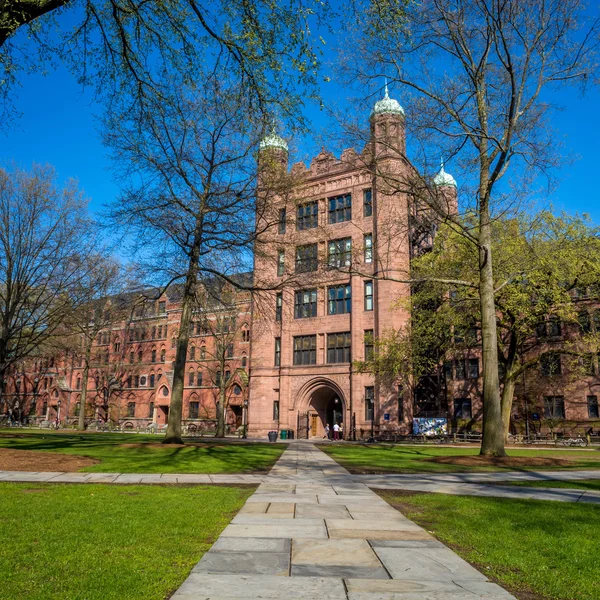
[293,377,347,412]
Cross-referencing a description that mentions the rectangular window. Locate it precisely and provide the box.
[328,193,352,224]
[158,301,166,314]
[541,353,561,376]
[327,332,351,363]
[587,396,599,419]
[274,337,281,367]
[579,311,591,333]
[455,360,466,380]
[216,371,221,386]
[548,316,562,337]
[365,386,375,421]
[363,188,373,217]
[364,330,374,360]
[294,289,317,319]
[296,201,318,230]
[454,398,472,419]
[277,250,285,277]
[126,376,132,389]
[293,335,317,366]
[466,327,478,346]
[134,375,140,388]
[226,343,234,358]
[295,244,318,273]
[189,402,199,419]
[278,207,286,234]
[273,400,280,421]
[583,354,595,376]
[328,284,351,315]
[197,371,203,386]
[328,238,352,269]
[275,293,283,322]
[468,358,479,379]
[114,342,121,353]
[188,371,195,386]
[364,280,374,311]
[544,396,565,419]
[127,402,135,418]
[129,351,134,364]
[535,321,547,338]
[364,233,373,263]
[444,361,453,380]
[149,374,155,388]
[149,402,154,418]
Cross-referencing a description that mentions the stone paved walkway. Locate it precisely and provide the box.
[2,453,600,503]
[172,444,515,599]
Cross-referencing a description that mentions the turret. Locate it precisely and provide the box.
[370,84,406,157]
[433,159,458,216]
[259,127,289,170]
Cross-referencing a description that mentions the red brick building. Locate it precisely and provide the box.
[3,89,600,438]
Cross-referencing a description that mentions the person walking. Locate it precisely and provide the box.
[339,423,344,440]
[324,423,331,440]
[333,422,340,441]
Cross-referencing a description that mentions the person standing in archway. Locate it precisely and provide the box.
[333,422,340,441]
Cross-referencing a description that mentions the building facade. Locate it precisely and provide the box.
[3,90,600,438]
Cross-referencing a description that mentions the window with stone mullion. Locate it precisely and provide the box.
[328,284,351,315]
[328,194,352,224]
[296,244,318,273]
[294,289,317,319]
[328,238,352,269]
[296,201,318,230]
[327,332,351,363]
[293,335,317,365]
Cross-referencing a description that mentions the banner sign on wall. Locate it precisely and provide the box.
[412,418,447,436]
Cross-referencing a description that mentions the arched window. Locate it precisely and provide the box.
[151,347,157,363]
[241,355,247,367]
[188,369,195,386]
[161,386,169,397]
[160,348,166,363]
[137,350,143,363]
[241,323,250,343]
[76,376,81,390]
[200,345,206,360]
[189,346,196,360]
[171,336,177,349]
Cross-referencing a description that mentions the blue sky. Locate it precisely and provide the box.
[2,24,600,224]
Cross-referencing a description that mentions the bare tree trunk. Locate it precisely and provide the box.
[216,385,226,438]
[78,345,91,431]
[479,200,506,457]
[164,215,203,444]
[501,377,516,442]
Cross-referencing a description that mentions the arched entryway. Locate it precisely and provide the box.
[307,384,345,439]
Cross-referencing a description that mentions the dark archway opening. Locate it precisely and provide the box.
[308,385,344,438]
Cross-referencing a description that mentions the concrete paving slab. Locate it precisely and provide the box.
[220,523,328,539]
[171,573,347,599]
[266,502,295,515]
[295,504,351,519]
[231,516,323,527]
[238,502,269,514]
[194,551,290,576]
[327,519,424,533]
[369,540,446,549]
[210,537,291,554]
[374,547,488,582]
[45,474,93,483]
[291,564,389,579]
[292,539,381,568]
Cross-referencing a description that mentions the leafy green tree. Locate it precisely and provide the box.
[349,0,600,455]
[358,212,600,440]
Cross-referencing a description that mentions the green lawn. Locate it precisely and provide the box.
[501,479,600,491]
[379,490,600,600]
[0,482,252,600]
[319,443,600,473]
[0,431,285,473]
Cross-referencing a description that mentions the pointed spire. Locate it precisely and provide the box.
[384,77,389,98]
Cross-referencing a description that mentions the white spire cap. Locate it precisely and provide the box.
[433,158,457,188]
[371,81,405,117]
[259,120,288,152]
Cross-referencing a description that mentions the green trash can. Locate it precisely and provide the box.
[280,429,288,440]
